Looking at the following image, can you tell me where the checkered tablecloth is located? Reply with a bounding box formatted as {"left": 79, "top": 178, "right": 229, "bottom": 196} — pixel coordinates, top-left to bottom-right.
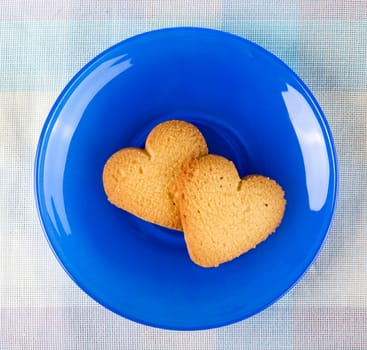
{"left": 1, "top": 1, "right": 366, "bottom": 349}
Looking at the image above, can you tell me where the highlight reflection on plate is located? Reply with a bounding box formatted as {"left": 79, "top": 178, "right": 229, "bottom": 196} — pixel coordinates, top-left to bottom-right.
{"left": 35, "top": 27, "right": 337, "bottom": 330}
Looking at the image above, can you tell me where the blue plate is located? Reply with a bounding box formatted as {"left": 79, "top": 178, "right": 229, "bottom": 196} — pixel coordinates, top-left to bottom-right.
{"left": 35, "top": 27, "right": 338, "bottom": 330}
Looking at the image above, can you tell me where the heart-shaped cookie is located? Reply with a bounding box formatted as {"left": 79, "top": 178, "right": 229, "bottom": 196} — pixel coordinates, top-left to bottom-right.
{"left": 103, "top": 120, "right": 208, "bottom": 230}
{"left": 177, "top": 154, "right": 286, "bottom": 267}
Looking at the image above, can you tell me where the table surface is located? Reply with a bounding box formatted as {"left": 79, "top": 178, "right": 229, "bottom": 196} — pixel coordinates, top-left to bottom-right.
{"left": 1, "top": 1, "right": 366, "bottom": 349}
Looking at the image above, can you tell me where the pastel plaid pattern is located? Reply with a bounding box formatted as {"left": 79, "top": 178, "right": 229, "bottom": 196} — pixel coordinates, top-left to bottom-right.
{"left": 1, "top": 1, "right": 366, "bottom": 349}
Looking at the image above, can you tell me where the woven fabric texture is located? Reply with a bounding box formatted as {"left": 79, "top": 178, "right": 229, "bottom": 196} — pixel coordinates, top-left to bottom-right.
{"left": 1, "top": 1, "right": 366, "bottom": 349}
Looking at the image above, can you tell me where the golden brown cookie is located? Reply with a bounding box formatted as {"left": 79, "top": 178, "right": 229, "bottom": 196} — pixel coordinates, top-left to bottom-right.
{"left": 103, "top": 120, "right": 208, "bottom": 230}
{"left": 177, "top": 154, "right": 286, "bottom": 267}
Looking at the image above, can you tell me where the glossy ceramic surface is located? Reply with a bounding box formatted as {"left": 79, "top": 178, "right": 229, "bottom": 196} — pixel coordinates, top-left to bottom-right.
{"left": 35, "top": 27, "right": 338, "bottom": 330}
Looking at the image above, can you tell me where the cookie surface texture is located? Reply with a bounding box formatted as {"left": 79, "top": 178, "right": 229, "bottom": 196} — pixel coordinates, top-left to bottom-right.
{"left": 103, "top": 120, "right": 208, "bottom": 230}
{"left": 177, "top": 155, "right": 286, "bottom": 267}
